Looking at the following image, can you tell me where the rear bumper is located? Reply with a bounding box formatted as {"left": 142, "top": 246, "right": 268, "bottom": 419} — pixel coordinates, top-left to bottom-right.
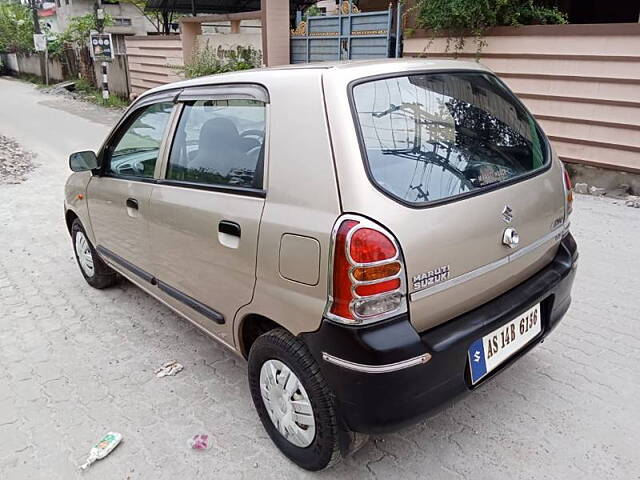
{"left": 302, "top": 233, "right": 578, "bottom": 434}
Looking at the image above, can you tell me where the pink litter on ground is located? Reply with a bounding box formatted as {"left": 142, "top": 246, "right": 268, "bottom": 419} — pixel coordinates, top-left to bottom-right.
{"left": 189, "top": 434, "right": 210, "bottom": 450}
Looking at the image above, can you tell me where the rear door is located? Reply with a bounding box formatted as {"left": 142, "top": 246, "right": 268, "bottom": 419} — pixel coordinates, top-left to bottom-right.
{"left": 87, "top": 100, "right": 175, "bottom": 281}
{"left": 327, "top": 69, "right": 566, "bottom": 332}
{"left": 147, "top": 85, "right": 268, "bottom": 343}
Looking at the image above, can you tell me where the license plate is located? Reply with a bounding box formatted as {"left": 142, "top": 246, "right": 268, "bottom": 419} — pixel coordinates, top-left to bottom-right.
{"left": 468, "top": 303, "right": 541, "bottom": 385}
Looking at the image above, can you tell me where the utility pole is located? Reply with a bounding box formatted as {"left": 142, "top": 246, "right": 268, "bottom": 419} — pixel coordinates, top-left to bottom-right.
{"left": 29, "top": 0, "right": 47, "bottom": 81}
{"left": 94, "top": 0, "right": 109, "bottom": 101}
{"left": 94, "top": 0, "right": 104, "bottom": 33}
{"left": 29, "top": 0, "right": 41, "bottom": 34}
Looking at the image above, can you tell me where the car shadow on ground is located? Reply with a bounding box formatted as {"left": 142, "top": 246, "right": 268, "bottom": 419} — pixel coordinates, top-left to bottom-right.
{"left": 109, "top": 275, "right": 548, "bottom": 478}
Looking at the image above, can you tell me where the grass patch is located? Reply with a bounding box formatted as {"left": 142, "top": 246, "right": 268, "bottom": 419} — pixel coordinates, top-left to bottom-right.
{"left": 12, "top": 73, "right": 129, "bottom": 108}
{"left": 15, "top": 73, "right": 48, "bottom": 87}
{"left": 74, "top": 78, "right": 129, "bottom": 108}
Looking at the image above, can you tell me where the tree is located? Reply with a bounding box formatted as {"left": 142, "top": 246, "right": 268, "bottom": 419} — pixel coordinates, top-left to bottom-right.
{"left": 56, "top": 13, "right": 113, "bottom": 48}
{"left": 0, "top": 1, "right": 35, "bottom": 53}
{"left": 119, "top": 0, "right": 178, "bottom": 35}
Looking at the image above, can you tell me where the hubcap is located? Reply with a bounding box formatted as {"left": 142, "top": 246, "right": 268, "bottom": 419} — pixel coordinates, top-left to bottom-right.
{"left": 259, "top": 359, "right": 316, "bottom": 448}
{"left": 75, "top": 232, "right": 95, "bottom": 277}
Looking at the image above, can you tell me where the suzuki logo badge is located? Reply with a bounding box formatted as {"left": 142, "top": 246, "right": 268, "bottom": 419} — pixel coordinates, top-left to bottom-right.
{"left": 502, "top": 205, "right": 514, "bottom": 223}
{"left": 502, "top": 227, "right": 520, "bottom": 249}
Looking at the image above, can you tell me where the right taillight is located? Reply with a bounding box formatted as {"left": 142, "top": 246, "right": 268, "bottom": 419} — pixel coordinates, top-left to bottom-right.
{"left": 562, "top": 163, "right": 573, "bottom": 216}
{"left": 327, "top": 216, "right": 407, "bottom": 324}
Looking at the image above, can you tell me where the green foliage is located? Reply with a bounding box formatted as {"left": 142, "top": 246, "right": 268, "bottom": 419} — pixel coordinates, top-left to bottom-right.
{"left": 0, "top": 1, "right": 35, "bottom": 54}
{"left": 514, "top": 1, "right": 568, "bottom": 25}
{"left": 16, "top": 72, "right": 46, "bottom": 86}
{"left": 303, "top": 5, "right": 322, "bottom": 19}
{"left": 46, "top": 37, "right": 65, "bottom": 59}
{"left": 179, "top": 44, "right": 262, "bottom": 79}
{"left": 415, "top": 0, "right": 567, "bottom": 53}
{"left": 56, "top": 13, "right": 113, "bottom": 49}
{"left": 74, "top": 77, "right": 129, "bottom": 108}
{"left": 73, "top": 77, "right": 96, "bottom": 94}
{"left": 46, "top": 12, "right": 113, "bottom": 59}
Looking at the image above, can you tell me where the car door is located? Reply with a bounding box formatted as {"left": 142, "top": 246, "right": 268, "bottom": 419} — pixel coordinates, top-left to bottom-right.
{"left": 87, "top": 98, "right": 176, "bottom": 282}
{"left": 147, "top": 85, "right": 269, "bottom": 345}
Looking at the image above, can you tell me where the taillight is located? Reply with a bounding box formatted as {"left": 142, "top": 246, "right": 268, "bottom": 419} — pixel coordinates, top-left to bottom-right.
{"left": 349, "top": 228, "right": 396, "bottom": 263}
{"left": 328, "top": 220, "right": 358, "bottom": 319}
{"left": 327, "top": 216, "right": 407, "bottom": 324}
{"left": 562, "top": 163, "right": 573, "bottom": 215}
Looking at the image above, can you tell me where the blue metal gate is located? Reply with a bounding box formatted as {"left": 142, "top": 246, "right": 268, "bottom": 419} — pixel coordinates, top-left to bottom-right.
{"left": 290, "top": 1, "right": 401, "bottom": 64}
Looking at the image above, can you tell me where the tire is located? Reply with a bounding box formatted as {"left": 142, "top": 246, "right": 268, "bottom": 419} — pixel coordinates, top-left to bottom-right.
{"left": 248, "top": 328, "right": 341, "bottom": 471}
{"left": 71, "top": 218, "right": 118, "bottom": 289}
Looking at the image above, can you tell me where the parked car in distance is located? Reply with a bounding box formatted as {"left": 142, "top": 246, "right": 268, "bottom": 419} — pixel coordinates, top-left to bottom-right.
{"left": 64, "top": 59, "right": 577, "bottom": 471}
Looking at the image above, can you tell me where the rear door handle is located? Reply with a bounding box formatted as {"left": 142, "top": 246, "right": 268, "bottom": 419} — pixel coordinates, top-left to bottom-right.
{"left": 218, "top": 220, "right": 241, "bottom": 237}
{"left": 126, "top": 198, "right": 139, "bottom": 210}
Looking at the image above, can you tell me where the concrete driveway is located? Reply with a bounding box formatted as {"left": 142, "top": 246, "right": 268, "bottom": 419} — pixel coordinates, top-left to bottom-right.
{"left": 0, "top": 77, "right": 638, "bottom": 479}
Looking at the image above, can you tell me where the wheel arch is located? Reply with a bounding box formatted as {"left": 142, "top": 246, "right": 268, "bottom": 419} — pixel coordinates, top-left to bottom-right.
{"left": 64, "top": 201, "right": 96, "bottom": 245}
{"left": 65, "top": 208, "right": 79, "bottom": 235}
{"left": 237, "top": 313, "right": 286, "bottom": 359}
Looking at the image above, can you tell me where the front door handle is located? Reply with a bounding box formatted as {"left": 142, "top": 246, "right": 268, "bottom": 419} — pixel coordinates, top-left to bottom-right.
{"left": 219, "top": 220, "right": 241, "bottom": 237}
{"left": 126, "top": 198, "right": 139, "bottom": 210}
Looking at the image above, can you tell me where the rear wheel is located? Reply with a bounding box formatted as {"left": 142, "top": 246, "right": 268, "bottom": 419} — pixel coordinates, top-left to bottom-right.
{"left": 248, "top": 328, "right": 341, "bottom": 471}
{"left": 71, "top": 219, "right": 118, "bottom": 289}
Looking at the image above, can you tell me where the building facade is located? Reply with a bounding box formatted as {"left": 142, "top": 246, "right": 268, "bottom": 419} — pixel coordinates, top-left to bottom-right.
{"left": 54, "top": 0, "right": 157, "bottom": 36}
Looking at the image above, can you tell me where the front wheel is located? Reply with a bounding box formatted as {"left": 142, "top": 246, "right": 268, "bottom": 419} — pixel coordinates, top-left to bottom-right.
{"left": 248, "top": 328, "right": 341, "bottom": 471}
{"left": 71, "top": 218, "right": 118, "bottom": 289}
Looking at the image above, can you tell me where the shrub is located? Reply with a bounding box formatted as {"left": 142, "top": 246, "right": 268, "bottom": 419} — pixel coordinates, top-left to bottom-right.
{"left": 74, "top": 77, "right": 129, "bottom": 108}
{"left": 303, "top": 5, "right": 322, "bottom": 19}
{"left": 179, "top": 44, "right": 262, "bottom": 79}
{"left": 415, "top": 0, "right": 567, "bottom": 53}
{"left": 0, "top": 1, "right": 34, "bottom": 54}
{"left": 46, "top": 37, "right": 65, "bottom": 59}
{"left": 56, "top": 13, "right": 113, "bottom": 49}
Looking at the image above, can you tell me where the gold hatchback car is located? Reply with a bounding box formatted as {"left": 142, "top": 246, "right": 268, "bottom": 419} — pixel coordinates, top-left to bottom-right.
{"left": 64, "top": 59, "right": 577, "bottom": 470}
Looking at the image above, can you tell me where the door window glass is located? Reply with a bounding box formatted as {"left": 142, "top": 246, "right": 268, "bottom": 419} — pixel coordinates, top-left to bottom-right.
{"left": 107, "top": 102, "right": 174, "bottom": 178}
{"left": 167, "top": 99, "right": 266, "bottom": 189}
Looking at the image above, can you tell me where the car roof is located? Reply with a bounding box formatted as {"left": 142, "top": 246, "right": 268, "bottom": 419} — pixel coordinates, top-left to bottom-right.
{"left": 138, "top": 58, "right": 492, "bottom": 101}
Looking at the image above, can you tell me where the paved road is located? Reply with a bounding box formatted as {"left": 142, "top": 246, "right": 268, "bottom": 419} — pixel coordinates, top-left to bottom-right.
{"left": 0, "top": 77, "right": 638, "bottom": 480}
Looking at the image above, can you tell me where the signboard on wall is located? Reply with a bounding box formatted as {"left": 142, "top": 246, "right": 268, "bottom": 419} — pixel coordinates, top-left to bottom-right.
{"left": 90, "top": 33, "right": 114, "bottom": 61}
{"left": 33, "top": 34, "right": 47, "bottom": 52}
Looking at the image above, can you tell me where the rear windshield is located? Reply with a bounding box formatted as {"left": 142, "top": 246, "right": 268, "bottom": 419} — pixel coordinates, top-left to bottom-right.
{"left": 352, "top": 72, "right": 548, "bottom": 205}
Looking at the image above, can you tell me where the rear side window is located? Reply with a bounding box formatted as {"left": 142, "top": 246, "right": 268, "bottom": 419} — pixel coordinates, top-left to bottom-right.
{"left": 167, "top": 99, "right": 266, "bottom": 189}
{"left": 352, "top": 72, "right": 548, "bottom": 205}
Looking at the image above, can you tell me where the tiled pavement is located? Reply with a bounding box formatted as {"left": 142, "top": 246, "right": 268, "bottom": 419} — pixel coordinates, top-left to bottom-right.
{"left": 0, "top": 78, "right": 638, "bottom": 479}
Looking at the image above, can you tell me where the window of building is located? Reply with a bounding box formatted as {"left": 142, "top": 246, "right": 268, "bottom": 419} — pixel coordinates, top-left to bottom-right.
{"left": 113, "top": 17, "right": 133, "bottom": 26}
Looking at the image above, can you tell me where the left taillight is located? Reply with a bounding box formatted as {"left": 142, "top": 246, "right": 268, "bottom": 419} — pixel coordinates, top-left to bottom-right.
{"left": 562, "top": 163, "right": 573, "bottom": 216}
{"left": 327, "top": 215, "right": 407, "bottom": 325}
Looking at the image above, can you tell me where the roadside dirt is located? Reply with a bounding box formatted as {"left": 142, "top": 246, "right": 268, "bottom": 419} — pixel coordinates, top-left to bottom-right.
{"left": 0, "top": 134, "right": 35, "bottom": 185}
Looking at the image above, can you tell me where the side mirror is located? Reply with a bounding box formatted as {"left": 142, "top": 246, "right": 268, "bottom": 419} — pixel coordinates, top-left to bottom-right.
{"left": 69, "top": 151, "right": 99, "bottom": 172}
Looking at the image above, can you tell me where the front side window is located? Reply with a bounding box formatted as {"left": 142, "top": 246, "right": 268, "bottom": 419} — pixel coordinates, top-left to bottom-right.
{"left": 107, "top": 102, "right": 174, "bottom": 178}
{"left": 352, "top": 72, "right": 548, "bottom": 205}
{"left": 167, "top": 99, "right": 266, "bottom": 189}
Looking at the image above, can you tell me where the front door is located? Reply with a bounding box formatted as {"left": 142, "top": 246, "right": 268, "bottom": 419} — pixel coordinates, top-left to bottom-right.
{"left": 147, "top": 88, "right": 268, "bottom": 344}
{"left": 87, "top": 101, "right": 175, "bottom": 281}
